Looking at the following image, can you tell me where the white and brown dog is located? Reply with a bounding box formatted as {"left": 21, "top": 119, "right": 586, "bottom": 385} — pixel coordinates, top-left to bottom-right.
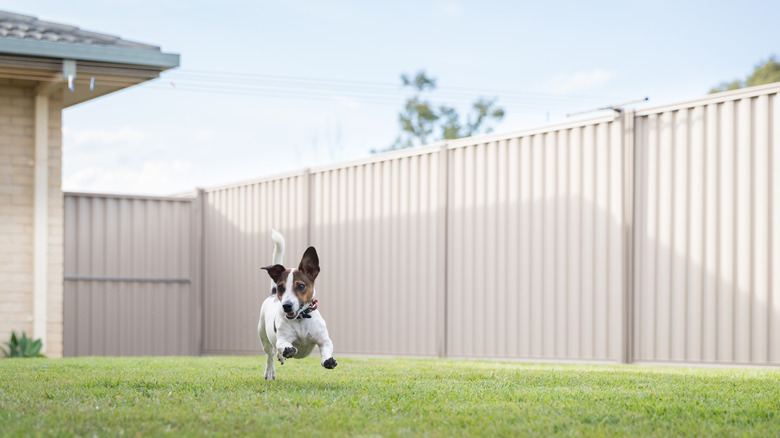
{"left": 258, "top": 229, "right": 336, "bottom": 380}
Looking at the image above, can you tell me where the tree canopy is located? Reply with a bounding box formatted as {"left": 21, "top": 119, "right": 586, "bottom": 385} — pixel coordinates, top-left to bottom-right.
{"left": 378, "top": 71, "right": 505, "bottom": 152}
{"left": 709, "top": 56, "right": 780, "bottom": 94}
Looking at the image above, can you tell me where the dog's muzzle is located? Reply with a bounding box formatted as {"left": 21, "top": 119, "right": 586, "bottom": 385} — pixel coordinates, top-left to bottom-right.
{"left": 282, "top": 301, "right": 297, "bottom": 319}
{"left": 283, "top": 300, "right": 318, "bottom": 320}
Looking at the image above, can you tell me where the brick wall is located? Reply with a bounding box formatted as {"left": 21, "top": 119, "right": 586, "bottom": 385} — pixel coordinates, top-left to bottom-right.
{"left": 0, "top": 79, "right": 64, "bottom": 357}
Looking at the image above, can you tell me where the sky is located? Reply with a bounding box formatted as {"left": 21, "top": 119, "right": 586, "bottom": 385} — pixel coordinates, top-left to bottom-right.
{"left": 3, "top": 0, "right": 780, "bottom": 195}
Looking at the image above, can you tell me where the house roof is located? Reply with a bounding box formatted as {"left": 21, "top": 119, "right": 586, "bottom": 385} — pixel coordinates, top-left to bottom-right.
{"left": 0, "top": 9, "right": 179, "bottom": 107}
{"left": 0, "top": 10, "right": 159, "bottom": 50}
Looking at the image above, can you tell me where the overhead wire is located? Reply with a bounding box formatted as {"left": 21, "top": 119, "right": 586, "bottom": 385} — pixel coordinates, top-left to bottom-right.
{"left": 142, "top": 68, "right": 629, "bottom": 114}
{"left": 172, "top": 68, "right": 620, "bottom": 101}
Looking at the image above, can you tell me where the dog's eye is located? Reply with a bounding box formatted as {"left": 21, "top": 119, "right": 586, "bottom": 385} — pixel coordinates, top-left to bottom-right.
{"left": 296, "top": 283, "right": 305, "bottom": 291}
{"left": 277, "top": 285, "right": 285, "bottom": 293}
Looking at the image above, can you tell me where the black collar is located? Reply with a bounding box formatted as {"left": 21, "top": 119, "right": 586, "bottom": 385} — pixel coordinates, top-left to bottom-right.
{"left": 296, "top": 299, "right": 318, "bottom": 319}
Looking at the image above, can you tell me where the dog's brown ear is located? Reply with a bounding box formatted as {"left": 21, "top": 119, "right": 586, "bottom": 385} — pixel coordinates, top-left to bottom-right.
{"left": 261, "top": 264, "right": 287, "bottom": 283}
{"left": 298, "top": 247, "right": 320, "bottom": 280}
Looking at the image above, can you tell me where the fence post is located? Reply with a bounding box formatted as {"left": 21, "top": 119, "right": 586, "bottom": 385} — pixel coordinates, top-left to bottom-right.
{"left": 195, "top": 187, "right": 206, "bottom": 356}
{"left": 438, "top": 142, "right": 450, "bottom": 358}
{"left": 621, "top": 111, "right": 636, "bottom": 363}
{"left": 305, "top": 168, "right": 312, "bottom": 245}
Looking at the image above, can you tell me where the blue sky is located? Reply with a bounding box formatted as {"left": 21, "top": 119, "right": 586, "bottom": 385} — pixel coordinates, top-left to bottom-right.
{"left": 4, "top": 0, "right": 779, "bottom": 195}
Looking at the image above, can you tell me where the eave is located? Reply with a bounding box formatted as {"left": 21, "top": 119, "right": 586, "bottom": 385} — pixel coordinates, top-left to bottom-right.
{"left": 0, "top": 37, "right": 179, "bottom": 68}
{"left": 0, "top": 39, "right": 179, "bottom": 107}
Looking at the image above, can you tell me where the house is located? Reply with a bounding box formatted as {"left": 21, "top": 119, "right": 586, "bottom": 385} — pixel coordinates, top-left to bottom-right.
{"left": 0, "top": 10, "right": 179, "bottom": 357}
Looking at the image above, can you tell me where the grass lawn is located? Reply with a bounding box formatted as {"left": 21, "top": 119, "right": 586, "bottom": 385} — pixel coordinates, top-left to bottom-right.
{"left": 0, "top": 356, "right": 778, "bottom": 437}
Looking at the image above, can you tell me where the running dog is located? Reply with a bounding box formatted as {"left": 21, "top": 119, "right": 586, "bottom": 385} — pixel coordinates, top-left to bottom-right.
{"left": 258, "top": 229, "right": 336, "bottom": 380}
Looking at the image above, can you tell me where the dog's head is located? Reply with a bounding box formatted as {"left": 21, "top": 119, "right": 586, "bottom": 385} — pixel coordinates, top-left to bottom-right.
{"left": 261, "top": 247, "right": 320, "bottom": 320}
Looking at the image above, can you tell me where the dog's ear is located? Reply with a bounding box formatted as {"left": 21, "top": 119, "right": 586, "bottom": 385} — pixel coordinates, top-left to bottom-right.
{"left": 261, "top": 264, "right": 287, "bottom": 283}
{"left": 298, "top": 247, "right": 320, "bottom": 280}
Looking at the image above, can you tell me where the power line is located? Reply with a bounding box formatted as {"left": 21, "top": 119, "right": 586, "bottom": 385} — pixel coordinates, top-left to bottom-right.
{"left": 147, "top": 82, "right": 616, "bottom": 114}
{"left": 171, "top": 68, "right": 623, "bottom": 101}
{"left": 153, "top": 68, "right": 629, "bottom": 107}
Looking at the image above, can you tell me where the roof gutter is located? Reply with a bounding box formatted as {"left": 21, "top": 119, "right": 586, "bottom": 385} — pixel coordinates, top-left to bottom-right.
{"left": 0, "top": 37, "right": 179, "bottom": 69}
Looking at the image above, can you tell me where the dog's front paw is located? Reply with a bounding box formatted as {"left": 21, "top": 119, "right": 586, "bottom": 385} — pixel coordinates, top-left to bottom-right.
{"left": 282, "top": 346, "right": 298, "bottom": 358}
{"left": 264, "top": 368, "right": 276, "bottom": 380}
{"left": 322, "top": 357, "right": 337, "bottom": 369}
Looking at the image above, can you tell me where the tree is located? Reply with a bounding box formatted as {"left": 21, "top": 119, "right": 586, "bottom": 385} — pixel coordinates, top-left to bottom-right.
{"left": 378, "top": 71, "right": 505, "bottom": 152}
{"left": 709, "top": 56, "right": 780, "bottom": 94}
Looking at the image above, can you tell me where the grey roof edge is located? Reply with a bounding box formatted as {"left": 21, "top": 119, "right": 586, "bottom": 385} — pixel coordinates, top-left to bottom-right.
{"left": 0, "top": 10, "right": 160, "bottom": 50}
{"left": 0, "top": 37, "right": 179, "bottom": 69}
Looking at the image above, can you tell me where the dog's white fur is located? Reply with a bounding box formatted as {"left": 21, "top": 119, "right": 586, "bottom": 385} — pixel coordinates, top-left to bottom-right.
{"left": 258, "top": 229, "right": 336, "bottom": 380}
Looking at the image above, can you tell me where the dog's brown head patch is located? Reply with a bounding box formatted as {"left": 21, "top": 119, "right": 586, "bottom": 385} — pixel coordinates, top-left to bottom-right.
{"left": 291, "top": 269, "right": 315, "bottom": 303}
{"left": 292, "top": 247, "right": 319, "bottom": 303}
{"left": 262, "top": 264, "right": 289, "bottom": 301}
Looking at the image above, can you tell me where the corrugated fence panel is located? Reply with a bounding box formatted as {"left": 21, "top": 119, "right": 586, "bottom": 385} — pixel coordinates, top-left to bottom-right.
{"left": 63, "top": 193, "right": 198, "bottom": 357}
{"left": 446, "top": 118, "right": 626, "bottom": 361}
{"left": 309, "top": 146, "right": 444, "bottom": 356}
{"left": 633, "top": 87, "right": 780, "bottom": 365}
{"left": 202, "top": 172, "right": 309, "bottom": 354}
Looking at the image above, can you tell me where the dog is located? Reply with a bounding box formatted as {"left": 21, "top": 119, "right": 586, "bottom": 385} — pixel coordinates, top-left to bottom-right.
{"left": 258, "top": 229, "right": 337, "bottom": 380}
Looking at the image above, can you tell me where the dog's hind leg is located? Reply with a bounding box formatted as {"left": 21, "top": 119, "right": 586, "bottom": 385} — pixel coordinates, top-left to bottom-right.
{"left": 264, "top": 353, "right": 276, "bottom": 380}
{"left": 262, "top": 341, "right": 277, "bottom": 380}
{"left": 259, "top": 317, "right": 277, "bottom": 380}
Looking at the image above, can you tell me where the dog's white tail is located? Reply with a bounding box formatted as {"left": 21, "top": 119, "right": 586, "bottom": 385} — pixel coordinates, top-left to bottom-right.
{"left": 271, "top": 228, "right": 285, "bottom": 265}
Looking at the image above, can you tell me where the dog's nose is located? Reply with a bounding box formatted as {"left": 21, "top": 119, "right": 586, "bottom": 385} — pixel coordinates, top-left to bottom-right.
{"left": 282, "top": 302, "right": 294, "bottom": 313}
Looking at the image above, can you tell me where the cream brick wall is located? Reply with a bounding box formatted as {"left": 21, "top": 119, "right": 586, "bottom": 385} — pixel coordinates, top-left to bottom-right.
{"left": 47, "top": 91, "right": 64, "bottom": 359}
{"left": 0, "top": 79, "right": 64, "bottom": 357}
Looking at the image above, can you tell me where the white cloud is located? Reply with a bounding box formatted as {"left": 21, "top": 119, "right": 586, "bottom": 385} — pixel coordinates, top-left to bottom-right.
{"left": 64, "top": 126, "right": 146, "bottom": 148}
{"left": 63, "top": 160, "right": 196, "bottom": 195}
{"left": 435, "top": 1, "right": 462, "bottom": 17}
{"left": 193, "top": 129, "right": 216, "bottom": 142}
{"left": 548, "top": 69, "right": 615, "bottom": 95}
{"left": 332, "top": 95, "right": 362, "bottom": 109}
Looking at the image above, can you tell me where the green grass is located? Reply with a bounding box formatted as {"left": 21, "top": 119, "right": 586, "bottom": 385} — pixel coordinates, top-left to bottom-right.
{"left": 0, "top": 356, "right": 778, "bottom": 437}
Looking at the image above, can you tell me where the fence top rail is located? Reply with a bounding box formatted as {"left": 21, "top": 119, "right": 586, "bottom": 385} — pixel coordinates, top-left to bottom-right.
{"left": 202, "top": 169, "right": 311, "bottom": 193}
{"left": 64, "top": 191, "right": 196, "bottom": 202}
{"left": 635, "top": 82, "right": 780, "bottom": 117}
{"left": 445, "top": 115, "right": 618, "bottom": 148}
{"left": 202, "top": 143, "right": 448, "bottom": 193}
{"left": 309, "top": 141, "right": 446, "bottom": 174}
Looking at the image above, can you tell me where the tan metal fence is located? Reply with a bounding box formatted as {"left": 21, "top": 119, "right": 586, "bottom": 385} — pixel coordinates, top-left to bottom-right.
{"left": 64, "top": 83, "right": 780, "bottom": 365}
{"left": 633, "top": 86, "right": 780, "bottom": 365}
{"left": 63, "top": 193, "right": 201, "bottom": 356}
{"left": 445, "top": 118, "right": 628, "bottom": 361}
